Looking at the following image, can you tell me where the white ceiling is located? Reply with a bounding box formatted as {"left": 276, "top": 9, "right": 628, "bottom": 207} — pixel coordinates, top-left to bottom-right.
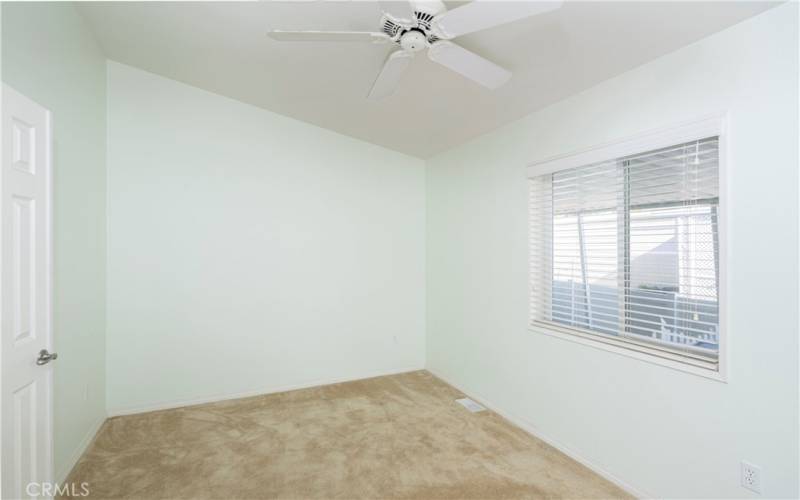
{"left": 77, "top": 1, "right": 777, "bottom": 158}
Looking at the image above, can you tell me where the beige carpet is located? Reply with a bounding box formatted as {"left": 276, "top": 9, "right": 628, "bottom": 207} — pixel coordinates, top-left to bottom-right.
{"left": 64, "top": 371, "right": 629, "bottom": 499}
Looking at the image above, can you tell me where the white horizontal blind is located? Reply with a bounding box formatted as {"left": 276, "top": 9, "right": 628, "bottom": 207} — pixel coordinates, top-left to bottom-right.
{"left": 530, "top": 137, "right": 720, "bottom": 368}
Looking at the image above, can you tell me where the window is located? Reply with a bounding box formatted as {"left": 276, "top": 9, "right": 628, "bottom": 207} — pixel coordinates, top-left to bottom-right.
{"left": 529, "top": 120, "right": 724, "bottom": 374}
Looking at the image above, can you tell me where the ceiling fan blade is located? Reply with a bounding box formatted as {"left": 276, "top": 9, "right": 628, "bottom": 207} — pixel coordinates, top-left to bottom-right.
{"left": 432, "top": 1, "right": 562, "bottom": 39}
{"left": 368, "top": 50, "right": 414, "bottom": 101}
{"left": 428, "top": 41, "right": 511, "bottom": 89}
{"left": 268, "top": 31, "right": 391, "bottom": 44}
{"left": 378, "top": 1, "right": 416, "bottom": 26}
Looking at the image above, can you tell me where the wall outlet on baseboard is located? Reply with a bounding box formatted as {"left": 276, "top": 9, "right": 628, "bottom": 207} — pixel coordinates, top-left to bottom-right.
{"left": 741, "top": 461, "right": 761, "bottom": 493}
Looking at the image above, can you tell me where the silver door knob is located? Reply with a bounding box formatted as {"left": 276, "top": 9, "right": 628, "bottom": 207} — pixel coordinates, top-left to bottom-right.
{"left": 36, "top": 349, "right": 58, "bottom": 365}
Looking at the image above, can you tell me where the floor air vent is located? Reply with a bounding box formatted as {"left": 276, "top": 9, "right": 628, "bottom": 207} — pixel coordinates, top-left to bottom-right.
{"left": 456, "top": 398, "right": 486, "bottom": 413}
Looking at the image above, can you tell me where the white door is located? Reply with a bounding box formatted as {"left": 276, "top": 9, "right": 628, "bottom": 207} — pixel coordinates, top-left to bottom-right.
{"left": 1, "top": 85, "right": 55, "bottom": 499}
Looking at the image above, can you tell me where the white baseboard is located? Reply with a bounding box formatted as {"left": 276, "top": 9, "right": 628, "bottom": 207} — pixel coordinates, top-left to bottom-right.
{"left": 56, "top": 414, "right": 106, "bottom": 485}
{"left": 426, "top": 367, "right": 650, "bottom": 499}
{"left": 107, "top": 365, "right": 424, "bottom": 417}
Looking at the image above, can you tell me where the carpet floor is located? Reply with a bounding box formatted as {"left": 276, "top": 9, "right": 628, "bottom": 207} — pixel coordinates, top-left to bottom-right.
{"left": 64, "top": 371, "right": 630, "bottom": 499}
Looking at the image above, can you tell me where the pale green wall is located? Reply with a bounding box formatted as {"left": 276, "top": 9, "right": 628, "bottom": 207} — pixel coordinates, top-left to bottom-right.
{"left": 426, "top": 4, "right": 798, "bottom": 498}
{"left": 105, "top": 62, "right": 426, "bottom": 414}
{"left": 2, "top": 2, "right": 107, "bottom": 480}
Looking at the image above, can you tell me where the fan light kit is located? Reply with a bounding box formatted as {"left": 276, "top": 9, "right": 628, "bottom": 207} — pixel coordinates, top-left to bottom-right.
{"left": 268, "top": 0, "right": 563, "bottom": 100}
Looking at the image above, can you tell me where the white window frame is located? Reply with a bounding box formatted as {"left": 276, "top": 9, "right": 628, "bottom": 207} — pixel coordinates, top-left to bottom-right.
{"left": 527, "top": 115, "right": 728, "bottom": 382}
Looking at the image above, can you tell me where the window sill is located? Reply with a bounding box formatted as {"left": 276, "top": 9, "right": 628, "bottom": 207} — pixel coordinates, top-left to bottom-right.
{"left": 530, "top": 322, "right": 727, "bottom": 383}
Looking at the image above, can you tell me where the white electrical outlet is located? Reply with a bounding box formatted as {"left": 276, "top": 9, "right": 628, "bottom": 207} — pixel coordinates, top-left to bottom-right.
{"left": 741, "top": 461, "right": 761, "bottom": 494}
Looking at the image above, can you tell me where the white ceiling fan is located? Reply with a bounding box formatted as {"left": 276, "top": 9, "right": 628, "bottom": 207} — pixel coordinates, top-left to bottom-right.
{"left": 268, "top": 1, "right": 562, "bottom": 100}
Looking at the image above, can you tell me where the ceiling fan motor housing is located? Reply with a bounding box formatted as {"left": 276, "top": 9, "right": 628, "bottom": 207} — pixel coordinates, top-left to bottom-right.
{"left": 381, "top": 0, "right": 447, "bottom": 51}
{"left": 400, "top": 30, "right": 427, "bottom": 52}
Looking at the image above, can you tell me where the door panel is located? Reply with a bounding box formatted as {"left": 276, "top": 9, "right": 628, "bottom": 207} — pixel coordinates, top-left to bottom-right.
{"left": 2, "top": 84, "right": 54, "bottom": 499}
{"left": 13, "top": 195, "right": 36, "bottom": 344}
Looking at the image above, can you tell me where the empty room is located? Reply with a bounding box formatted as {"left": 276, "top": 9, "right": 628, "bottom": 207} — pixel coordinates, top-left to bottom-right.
{"left": 1, "top": 0, "right": 798, "bottom": 498}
